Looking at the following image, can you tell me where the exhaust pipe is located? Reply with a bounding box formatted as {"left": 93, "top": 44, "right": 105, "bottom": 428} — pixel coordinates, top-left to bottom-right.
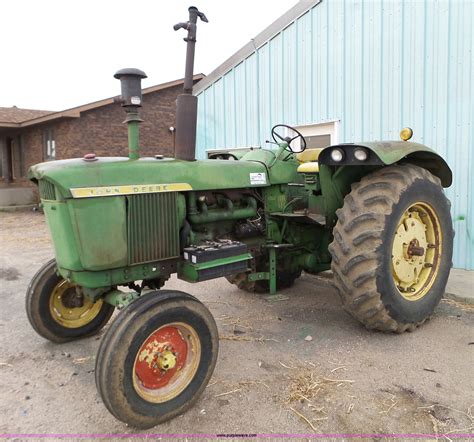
{"left": 174, "top": 6, "right": 208, "bottom": 161}
{"left": 114, "top": 68, "right": 147, "bottom": 160}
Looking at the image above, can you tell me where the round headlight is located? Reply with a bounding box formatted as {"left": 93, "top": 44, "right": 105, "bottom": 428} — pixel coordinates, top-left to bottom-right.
{"left": 330, "top": 148, "right": 344, "bottom": 162}
{"left": 354, "top": 148, "right": 368, "bottom": 161}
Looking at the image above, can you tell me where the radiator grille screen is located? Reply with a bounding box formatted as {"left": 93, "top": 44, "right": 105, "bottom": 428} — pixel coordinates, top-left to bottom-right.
{"left": 127, "top": 193, "right": 180, "bottom": 265}
{"left": 38, "top": 180, "right": 56, "bottom": 200}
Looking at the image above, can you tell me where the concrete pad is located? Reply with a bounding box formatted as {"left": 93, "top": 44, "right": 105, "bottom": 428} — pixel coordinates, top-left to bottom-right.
{"left": 0, "top": 204, "right": 37, "bottom": 212}
{"left": 445, "top": 268, "right": 474, "bottom": 304}
{"left": 0, "top": 187, "right": 36, "bottom": 206}
{"left": 1, "top": 211, "right": 473, "bottom": 435}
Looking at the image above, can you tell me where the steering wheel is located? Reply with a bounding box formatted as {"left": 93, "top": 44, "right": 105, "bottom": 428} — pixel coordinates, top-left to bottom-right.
{"left": 271, "top": 124, "right": 307, "bottom": 153}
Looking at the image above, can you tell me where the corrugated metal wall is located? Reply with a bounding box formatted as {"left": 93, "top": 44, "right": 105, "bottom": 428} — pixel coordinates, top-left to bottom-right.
{"left": 196, "top": 0, "right": 473, "bottom": 270}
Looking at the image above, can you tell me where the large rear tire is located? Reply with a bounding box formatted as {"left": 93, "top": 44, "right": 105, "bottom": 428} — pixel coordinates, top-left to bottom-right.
{"left": 95, "top": 290, "right": 219, "bottom": 428}
{"left": 329, "top": 165, "right": 453, "bottom": 333}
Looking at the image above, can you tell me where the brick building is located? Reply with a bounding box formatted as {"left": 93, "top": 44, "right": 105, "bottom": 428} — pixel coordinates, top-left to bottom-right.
{"left": 0, "top": 75, "right": 203, "bottom": 206}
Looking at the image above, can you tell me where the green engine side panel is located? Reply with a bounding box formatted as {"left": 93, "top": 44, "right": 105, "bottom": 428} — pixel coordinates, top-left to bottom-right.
{"left": 68, "top": 197, "right": 127, "bottom": 270}
{"left": 43, "top": 197, "right": 127, "bottom": 271}
{"left": 43, "top": 201, "right": 82, "bottom": 270}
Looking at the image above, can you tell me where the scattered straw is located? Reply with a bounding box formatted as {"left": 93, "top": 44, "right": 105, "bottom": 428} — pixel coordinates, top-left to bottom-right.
{"left": 286, "top": 369, "right": 354, "bottom": 405}
{"left": 379, "top": 393, "right": 398, "bottom": 415}
{"left": 238, "top": 380, "right": 270, "bottom": 390}
{"left": 289, "top": 407, "right": 319, "bottom": 431}
{"left": 418, "top": 403, "right": 474, "bottom": 438}
{"left": 279, "top": 361, "right": 295, "bottom": 369}
{"left": 214, "top": 388, "right": 242, "bottom": 398}
{"left": 73, "top": 357, "right": 91, "bottom": 364}
{"left": 212, "top": 379, "right": 270, "bottom": 398}
{"left": 218, "top": 314, "right": 254, "bottom": 332}
{"left": 322, "top": 377, "right": 354, "bottom": 383}
{"left": 219, "top": 335, "right": 279, "bottom": 343}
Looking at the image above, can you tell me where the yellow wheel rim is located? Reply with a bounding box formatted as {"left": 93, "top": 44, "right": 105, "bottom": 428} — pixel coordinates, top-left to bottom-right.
{"left": 391, "top": 202, "right": 442, "bottom": 301}
{"left": 132, "top": 322, "right": 201, "bottom": 404}
{"left": 49, "top": 280, "right": 103, "bottom": 328}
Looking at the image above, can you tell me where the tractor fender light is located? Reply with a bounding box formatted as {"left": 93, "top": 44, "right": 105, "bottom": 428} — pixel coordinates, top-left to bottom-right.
{"left": 354, "top": 148, "right": 368, "bottom": 161}
{"left": 330, "top": 148, "right": 344, "bottom": 162}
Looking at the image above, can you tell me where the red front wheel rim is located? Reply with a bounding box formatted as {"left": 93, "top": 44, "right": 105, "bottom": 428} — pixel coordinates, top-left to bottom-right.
{"left": 132, "top": 322, "right": 201, "bottom": 403}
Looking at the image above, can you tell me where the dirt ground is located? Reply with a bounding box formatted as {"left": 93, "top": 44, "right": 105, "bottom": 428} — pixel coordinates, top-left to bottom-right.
{"left": 0, "top": 211, "right": 473, "bottom": 438}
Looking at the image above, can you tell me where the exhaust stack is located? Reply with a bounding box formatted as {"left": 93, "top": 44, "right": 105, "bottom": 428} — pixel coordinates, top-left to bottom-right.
{"left": 174, "top": 6, "right": 208, "bottom": 161}
{"left": 114, "top": 68, "right": 147, "bottom": 160}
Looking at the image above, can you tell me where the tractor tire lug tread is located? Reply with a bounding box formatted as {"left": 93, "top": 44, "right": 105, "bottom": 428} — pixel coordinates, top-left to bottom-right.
{"left": 328, "top": 164, "right": 453, "bottom": 333}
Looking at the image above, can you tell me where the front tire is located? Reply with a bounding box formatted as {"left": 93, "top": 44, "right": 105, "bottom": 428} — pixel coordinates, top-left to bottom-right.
{"left": 95, "top": 290, "right": 219, "bottom": 428}
{"left": 329, "top": 165, "right": 453, "bottom": 333}
{"left": 26, "top": 259, "right": 114, "bottom": 343}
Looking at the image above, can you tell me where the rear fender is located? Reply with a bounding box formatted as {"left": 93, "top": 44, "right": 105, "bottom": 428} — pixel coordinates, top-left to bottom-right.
{"left": 318, "top": 141, "right": 452, "bottom": 187}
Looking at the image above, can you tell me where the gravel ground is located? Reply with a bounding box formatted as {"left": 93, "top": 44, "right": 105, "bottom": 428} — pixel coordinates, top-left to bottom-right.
{"left": 0, "top": 210, "right": 473, "bottom": 437}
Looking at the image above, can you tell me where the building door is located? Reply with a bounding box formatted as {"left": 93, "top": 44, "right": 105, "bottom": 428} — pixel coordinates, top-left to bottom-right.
{"left": 0, "top": 137, "right": 13, "bottom": 183}
{"left": 0, "top": 136, "right": 23, "bottom": 183}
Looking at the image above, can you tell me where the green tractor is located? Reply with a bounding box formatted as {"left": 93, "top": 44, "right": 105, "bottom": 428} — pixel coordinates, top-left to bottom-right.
{"left": 26, "top": 7, "right": 453, "bottom": 428}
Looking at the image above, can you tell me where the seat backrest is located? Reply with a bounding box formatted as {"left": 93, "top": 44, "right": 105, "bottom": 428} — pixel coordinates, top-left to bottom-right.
{"left": 295, "top": 148, "right": 324, "bottom": 163}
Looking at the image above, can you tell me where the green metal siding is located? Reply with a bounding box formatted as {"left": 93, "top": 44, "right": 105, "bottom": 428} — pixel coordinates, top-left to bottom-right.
{"left": 195, "top": 0, "right": 473, "bottom": 269}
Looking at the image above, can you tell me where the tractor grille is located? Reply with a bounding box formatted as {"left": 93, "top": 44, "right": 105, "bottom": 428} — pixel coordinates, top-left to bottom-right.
{"left": 38, "top": 180, "right": 56, "bottom": 200}
{"left": 127, "top": 193, "right": 180, "bottom": 265}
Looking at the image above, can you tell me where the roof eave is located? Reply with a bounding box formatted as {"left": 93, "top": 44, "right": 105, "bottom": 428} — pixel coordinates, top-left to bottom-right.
{"left": 3, "top": 74, "right": 205, "bottom": 129}
{"left": 193, "top": 0, "right": 320, "bottom": 96}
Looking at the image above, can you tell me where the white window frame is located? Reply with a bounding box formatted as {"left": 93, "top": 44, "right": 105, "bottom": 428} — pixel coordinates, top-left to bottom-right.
{"left": 294, "top": 119, "right": 341, "bottom": 147}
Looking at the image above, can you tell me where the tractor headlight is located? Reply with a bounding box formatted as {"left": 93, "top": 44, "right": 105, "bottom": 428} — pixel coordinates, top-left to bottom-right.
{"left": 354, "top": 148, "right": 368, "bottom": 161}
{"left": 330, "top": 148, "right": 344, "bottom": 162}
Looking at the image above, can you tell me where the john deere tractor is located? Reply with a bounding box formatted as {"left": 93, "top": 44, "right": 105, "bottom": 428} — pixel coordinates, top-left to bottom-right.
{"left": 26, "top": 7, "right": 453, "bottom": 428}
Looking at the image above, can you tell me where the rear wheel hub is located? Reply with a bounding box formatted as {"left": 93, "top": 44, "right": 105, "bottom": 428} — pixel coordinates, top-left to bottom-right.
{"left": 391, "top": 202, "right": 442, "bottom": 301}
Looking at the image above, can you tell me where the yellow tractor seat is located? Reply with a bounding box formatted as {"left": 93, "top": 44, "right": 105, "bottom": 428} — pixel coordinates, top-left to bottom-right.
{"left": 295, "top": 147, "right": 324, "bottom": 163}
{"left": 296, "top": 148, "right": 324, "bottom": 173}
{"left": 297, "top": 161, "right": 319, "bottom": 173}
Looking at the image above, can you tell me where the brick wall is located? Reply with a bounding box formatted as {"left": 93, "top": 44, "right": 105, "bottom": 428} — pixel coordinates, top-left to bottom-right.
{"left": 1, "top": 84, "right": 183, "bottom": 191}
{"left": 55, "top": 84, "right": 180, "bottom": 160}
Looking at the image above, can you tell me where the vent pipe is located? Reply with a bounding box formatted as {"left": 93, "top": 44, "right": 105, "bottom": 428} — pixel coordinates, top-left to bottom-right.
{"left": 173, "top": 6, "right": 208, "bottom": 161}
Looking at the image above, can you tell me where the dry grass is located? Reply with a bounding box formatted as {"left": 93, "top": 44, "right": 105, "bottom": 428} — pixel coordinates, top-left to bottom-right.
{"left": 219, "top": 335, "right": 279, "bottom": 343}
{"left": 418, "top": 404, "right": 474, "bottom": 440}
{"left": 217, "top": 314, "right": 254, "bottom": 332}
{"left": 209, "top": 378, "right": 270, "bottom": 399}
{"left": 282, "top": 362, "right": 354, "bottom": 430}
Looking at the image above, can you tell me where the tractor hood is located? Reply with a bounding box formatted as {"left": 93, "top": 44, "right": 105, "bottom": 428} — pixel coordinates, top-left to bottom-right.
{"left": 29, "top": 156, "right": 269, "bottom": 199}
